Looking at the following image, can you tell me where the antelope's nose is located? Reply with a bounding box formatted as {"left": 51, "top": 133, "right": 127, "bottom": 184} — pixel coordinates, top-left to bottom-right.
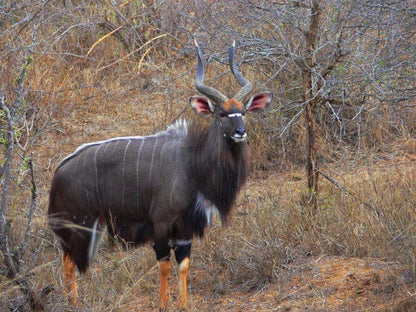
{"left": 235, "top": 127, "right": 246, "bottom": 136}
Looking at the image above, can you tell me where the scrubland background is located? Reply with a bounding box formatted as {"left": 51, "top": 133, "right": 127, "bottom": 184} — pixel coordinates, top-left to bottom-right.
{"left": 0, "top": 1, "right": 415, "bottom": 311}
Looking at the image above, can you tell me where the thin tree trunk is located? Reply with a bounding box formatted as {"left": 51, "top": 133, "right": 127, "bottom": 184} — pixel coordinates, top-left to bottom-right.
{"left": 303, "top": 0, "right": 321, "bottom": 215}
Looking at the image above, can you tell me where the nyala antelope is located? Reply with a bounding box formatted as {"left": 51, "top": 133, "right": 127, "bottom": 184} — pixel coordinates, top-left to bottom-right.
{"left": 48, "top": 40, "right": 272, "bottom": 310}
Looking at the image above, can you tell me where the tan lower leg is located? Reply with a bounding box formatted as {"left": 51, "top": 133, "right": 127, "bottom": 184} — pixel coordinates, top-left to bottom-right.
{"left": 62, "top": 253, "right": 78, "bottom": 305}
{"left": 158, "top": 260, "right": 171, "bottom": 311}
{"left": 178, "top": 257, "right": 189, "bottom": 310}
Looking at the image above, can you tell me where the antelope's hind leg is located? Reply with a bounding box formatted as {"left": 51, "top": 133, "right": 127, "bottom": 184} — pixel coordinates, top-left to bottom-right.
{"left": 63, "top": 252, "right": 78, "bottom": 305}
{"left": 174, "top": 241, "right": 191, "bottom": 310}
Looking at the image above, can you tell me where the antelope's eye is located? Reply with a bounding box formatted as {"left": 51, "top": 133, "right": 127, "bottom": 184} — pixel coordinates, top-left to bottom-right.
{"left": 219, "top": 112, "right": 226, "bottom": 117}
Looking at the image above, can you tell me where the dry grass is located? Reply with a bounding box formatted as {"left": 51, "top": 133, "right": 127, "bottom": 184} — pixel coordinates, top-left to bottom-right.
{"left": 6, "top": 156, "right": 412, "bottom": 311}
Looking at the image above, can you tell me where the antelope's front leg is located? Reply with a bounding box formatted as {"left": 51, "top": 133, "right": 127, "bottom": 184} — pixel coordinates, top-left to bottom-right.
{"left": 174, "top": 241, "right": 192, "bottom": 310}
{"left": 158, "top": 259, "right": 171, "bottom": 311}
{"left": 154, "top": 240, "right": 171, "bottom": 311}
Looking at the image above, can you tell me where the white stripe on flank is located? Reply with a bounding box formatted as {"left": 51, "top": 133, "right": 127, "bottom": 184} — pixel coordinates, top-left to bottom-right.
{"left": 136, "top": 139, "right": 145, "bottom": 208}
{"left": 149, "top": 137, "right": 158, "bottom": 183}
{"left": 160, "top": 139, "right": 168, "bottom": 160}
{"left": 94, "top": 145, "right": 103, "bottom": 210}
{"left": 103, "top": 141, "right": 111, "bottom": 154}
{"left": 112, "top": 139, "right": 120, "bottom": 152}
{"left": 169, "top": 176, "right": 178, "bottom": 208}
{"left": 74, "top": 150, "right": 83, "bottom": 209}
{"left": 85, "top": 190, "right": 91, "bottom": 207}
{"left": 169, "top": 140, "right": 182, "bottom": 208}
{"left": 121, "top": 140, "right": 131, "bottom": 210}
{"left": 82, "top": 149, "right": 91, "bottom": 207}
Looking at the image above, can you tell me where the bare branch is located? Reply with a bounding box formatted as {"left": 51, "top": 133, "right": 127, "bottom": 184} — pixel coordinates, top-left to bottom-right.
{"left": 0, "top": 90, "right": 18, "bottom": 279}
{"left": 20, "top": 156, "right": 37, "bottom": 254}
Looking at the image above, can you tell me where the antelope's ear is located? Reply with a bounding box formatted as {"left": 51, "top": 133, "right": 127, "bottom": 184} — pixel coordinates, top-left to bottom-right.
{"left": 245, "top": 92, "right": 272, "bottom": 112}
{"left": 190, "top": 96, "right": 215, "bottom": 117}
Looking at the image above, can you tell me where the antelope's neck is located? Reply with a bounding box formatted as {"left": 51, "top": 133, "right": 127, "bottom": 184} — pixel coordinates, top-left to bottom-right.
{"left": 188, "top": 122, "right": 249, "bottom": 221}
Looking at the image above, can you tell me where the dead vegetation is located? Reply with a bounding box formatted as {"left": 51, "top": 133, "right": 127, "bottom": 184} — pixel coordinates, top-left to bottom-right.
{"left": 1, "top": 1, "right": 415, "bottom": 311}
